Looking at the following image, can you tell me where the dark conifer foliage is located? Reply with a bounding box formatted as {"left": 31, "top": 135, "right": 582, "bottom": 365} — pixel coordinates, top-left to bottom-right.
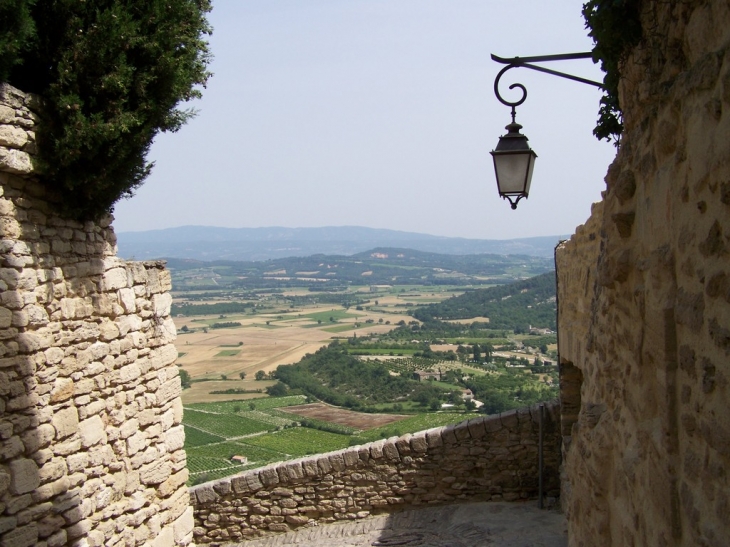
{"left": 1, "top": 1, "right": 212, "bottom": 220}
{"left": 0, "top": 0, "right": 36, "bottom": 80}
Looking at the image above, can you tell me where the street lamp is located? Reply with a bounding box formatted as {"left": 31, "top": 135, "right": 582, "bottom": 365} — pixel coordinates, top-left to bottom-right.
{"left": 490, "top": 118, "right": 536, "bottom": 210}
{"left": 490, "top": 52, "right": 603, "bottom": 209}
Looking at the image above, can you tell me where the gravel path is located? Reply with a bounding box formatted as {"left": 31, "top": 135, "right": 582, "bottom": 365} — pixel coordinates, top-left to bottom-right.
{"left": 225, "top": 501, "right": 567, "bottom": 547}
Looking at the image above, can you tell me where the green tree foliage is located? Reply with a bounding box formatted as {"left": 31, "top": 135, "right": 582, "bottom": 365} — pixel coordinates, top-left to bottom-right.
{"left": 0, "top": 0, "right": 36, "bottom": 80}
{"left": 179, "top": 369, "right": 191, "bottom": 389}
{"left": 1, "top": 0, "right": 212, "bottom": 220}
{"left": 274, "top": 344, "right": 452, "bottom": 410}
{"left": 265, "top": 382, "right": 288, "bottom": 397}
{"left": 254, "top": 370, "right": 266, "bottom": 381}
{"left": 412, "top": 272, "right": 557, "bottom": 331}
{"left": 582, "top": 0, "right": 642, "bottom": 143}
{"left": 210, "top": 322, "right": 242, "bottom": 329}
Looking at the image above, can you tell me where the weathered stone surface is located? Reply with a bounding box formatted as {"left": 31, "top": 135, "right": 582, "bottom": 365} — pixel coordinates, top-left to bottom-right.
{"left": 0, "top": 522, "right": 37, "bottom": 547}
{"left": 557, "top": 3, "right": 730, "bottom": 545}
{"left": 0, "top": 148, "right": 32, "bottom": 175}
{"left": 164, "top": 425, "right": 185, "bottom": 452}
{"left": 0, "top": 85, "right": 188, "bottom": 546}
{"left": 51, "top": 406, "right": 79, "bottom": 440}
{"left": 78, "top": 415, "right": 105, "bottom": 448}
{"left": 139, "top": 460, "right": 172, "bottom": 485}
{"left": 0, "top": 126, "right": 29, "bottom": 149}
{"left": 8, "top": 459, "right": 39, "bottom": 495}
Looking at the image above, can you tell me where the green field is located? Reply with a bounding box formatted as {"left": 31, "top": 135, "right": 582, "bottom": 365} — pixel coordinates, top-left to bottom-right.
{"left": 183, "top": 409, "right": 273, "bottom": 437}
{"left": 242, "top": 428, "right": 351, "bottom": 457}
{"left": 351, "top": 413, "right": 468, "bottom": 443}
{"left": 183, "top": 395, "right": 470, "bottom": 485}
{"left": 302, "top": 309, "right": 359, "bottom": 322}
{"left": 215, "top": 350, "right": 240, "bottom": 357}
{"left": 322, "top": 324, "right": 357, "bottom": 333}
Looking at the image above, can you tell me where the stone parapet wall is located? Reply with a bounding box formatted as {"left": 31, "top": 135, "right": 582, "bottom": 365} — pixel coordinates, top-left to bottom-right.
{"left": 0, "top": 83, "right": 191, "bottom": 546}
{"left": 191, "top": 402, "right": 561, "bottom": 545}
{"left": 557, "top": 1, "right": 730, "bottom": 545}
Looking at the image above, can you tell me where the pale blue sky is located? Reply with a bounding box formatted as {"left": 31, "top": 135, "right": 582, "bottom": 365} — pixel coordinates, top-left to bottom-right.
{"left": 113, "top": 0, "right": 616, "bottom": 239}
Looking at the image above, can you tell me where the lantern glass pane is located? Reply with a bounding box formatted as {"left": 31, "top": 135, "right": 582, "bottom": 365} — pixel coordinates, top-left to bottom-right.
{"left": 494, "top": 152, "right": 531, "bottom": 194}
{"left": 524, "top": 153, "right": 535, "bottom": 195}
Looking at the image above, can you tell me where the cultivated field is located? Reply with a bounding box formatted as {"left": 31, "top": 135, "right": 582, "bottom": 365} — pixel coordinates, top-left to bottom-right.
{"left": 174, "top": 301, "right": 416, "bottom": 404}
{"left": 280, "top": 403, "right": 407, "bottom": 429}
{"left": 183, "top": 395, "right": 469, "bottom": 484}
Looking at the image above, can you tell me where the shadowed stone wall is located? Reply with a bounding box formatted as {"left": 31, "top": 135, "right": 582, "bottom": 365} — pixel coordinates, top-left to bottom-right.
{"left": 191, "top": 402, "right": 561, "bottom": 545}
{"left": 557, "top": 1, "right": 730, "bottom": 545}
{"left": 0, "top": 83, "right": 191, "bottom": 547}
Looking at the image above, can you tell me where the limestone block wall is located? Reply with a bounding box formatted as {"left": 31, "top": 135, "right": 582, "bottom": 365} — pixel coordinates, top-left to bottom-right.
{"left": 0, "top": 83, "right": 192, "bottom": 547}
{"left": 191, "top": 402, "right": 561, "bottom": 545}
{"left": 556, "top": 1, "right": 730, "bottom": 545}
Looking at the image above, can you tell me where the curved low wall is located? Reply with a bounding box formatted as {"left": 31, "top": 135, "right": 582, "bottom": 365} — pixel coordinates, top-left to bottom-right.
{"left": 190, "top": 401, "right": 561, "bottom": 544}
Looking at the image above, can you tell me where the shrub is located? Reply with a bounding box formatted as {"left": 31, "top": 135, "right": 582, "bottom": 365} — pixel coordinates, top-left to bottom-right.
{"left": 0, "top": 0, "right": 36, "bottom": 81}
{"left": 179, "top": 368, "right": 191, "bottom": 389}
{"left": 582, "top": 0, "right": 642, "bottom": 143}
{"left": 2, "top": 0, "right": 212, "bottom": 220}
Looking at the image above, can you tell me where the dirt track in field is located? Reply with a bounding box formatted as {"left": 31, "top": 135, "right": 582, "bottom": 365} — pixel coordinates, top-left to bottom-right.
{"left": 280, "top": 403, "right": 408, "bottom": 429}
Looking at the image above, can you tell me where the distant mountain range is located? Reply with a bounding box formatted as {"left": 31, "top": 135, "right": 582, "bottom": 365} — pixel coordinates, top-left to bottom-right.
{"left": 116, "top": 225, "right": 567, "bottom": 261}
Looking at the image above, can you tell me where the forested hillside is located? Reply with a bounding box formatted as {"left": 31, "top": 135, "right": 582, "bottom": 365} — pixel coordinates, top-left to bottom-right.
{"left": 273, "top": 342, "right": 557, "bottom": 415}
{"left": 274, "top": 344, "right": 449, "bottom": 409}
{"left": 412, "top": 272, "right": 556, "bottom": 330}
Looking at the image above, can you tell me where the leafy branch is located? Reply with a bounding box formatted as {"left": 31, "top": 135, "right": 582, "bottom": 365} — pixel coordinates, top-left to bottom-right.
{"left": 582, "top": 0, "right": 642, "bottom": 144}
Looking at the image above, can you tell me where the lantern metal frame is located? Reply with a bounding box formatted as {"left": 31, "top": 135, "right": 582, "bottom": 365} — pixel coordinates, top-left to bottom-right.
{"left": 490, "top": 52, "right": 604, "bottom": 209}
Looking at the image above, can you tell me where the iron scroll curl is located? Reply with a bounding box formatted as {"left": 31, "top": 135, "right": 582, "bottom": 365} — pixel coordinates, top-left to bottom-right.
{"left": 493, "top": 64, "right": 527, "bottom": 122}
{"left": 490, "top": 52, "right": 604, "bottom": 121}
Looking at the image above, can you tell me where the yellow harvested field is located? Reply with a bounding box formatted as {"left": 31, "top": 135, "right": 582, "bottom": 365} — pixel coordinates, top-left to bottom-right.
{"left": 181, "top": 380, "right": 274, "bottom": 404}
{"left": 174, "top": 303, "right": 414, "bottom": 404}
{"left": 430, "top": 344, "right": 458, "bottom": 352}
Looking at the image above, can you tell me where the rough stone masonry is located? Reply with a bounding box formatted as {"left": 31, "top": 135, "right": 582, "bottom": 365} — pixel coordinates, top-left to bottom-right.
{"left": 0, "top": 83, "right": 192, "bottom": 546}
{"left": 557, "top": 0, "right": 730, "bottom": 545}
{"left": 191, "top": 403, "right": 561, "bottom": 545}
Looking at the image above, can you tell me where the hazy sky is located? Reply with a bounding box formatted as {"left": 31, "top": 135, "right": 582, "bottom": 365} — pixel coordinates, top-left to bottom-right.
{"left": 113, "top": 0, "right": 617, "bottom": 239}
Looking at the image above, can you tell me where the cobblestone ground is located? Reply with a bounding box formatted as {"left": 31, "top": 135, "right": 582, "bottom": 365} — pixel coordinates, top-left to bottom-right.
{"left": 226, "top": 501, "right": 567, "bottom": 547}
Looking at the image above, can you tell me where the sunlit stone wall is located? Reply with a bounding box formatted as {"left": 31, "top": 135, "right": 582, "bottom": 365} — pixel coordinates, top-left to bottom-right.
{"left": 0, "top": 83, "right": 191, "bottom": 547}
{"left": 557, "top": 1, "right": 730, "bottom": 544}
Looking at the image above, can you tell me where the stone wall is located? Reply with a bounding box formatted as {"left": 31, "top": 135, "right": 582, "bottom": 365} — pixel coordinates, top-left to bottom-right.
{"left": 556, "top": 0, "right": 730, "bottom": 545}
{"left": 191, "top": 402, "right": 561, "bottom": 545}
{"left": 0, "top": 83, "right": 192, "bottom": 546}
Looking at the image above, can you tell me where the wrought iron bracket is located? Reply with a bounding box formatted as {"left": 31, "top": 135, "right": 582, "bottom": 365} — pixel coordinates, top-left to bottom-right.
{"left": 491, "top": 52, "right": 604, "bottom": 122}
